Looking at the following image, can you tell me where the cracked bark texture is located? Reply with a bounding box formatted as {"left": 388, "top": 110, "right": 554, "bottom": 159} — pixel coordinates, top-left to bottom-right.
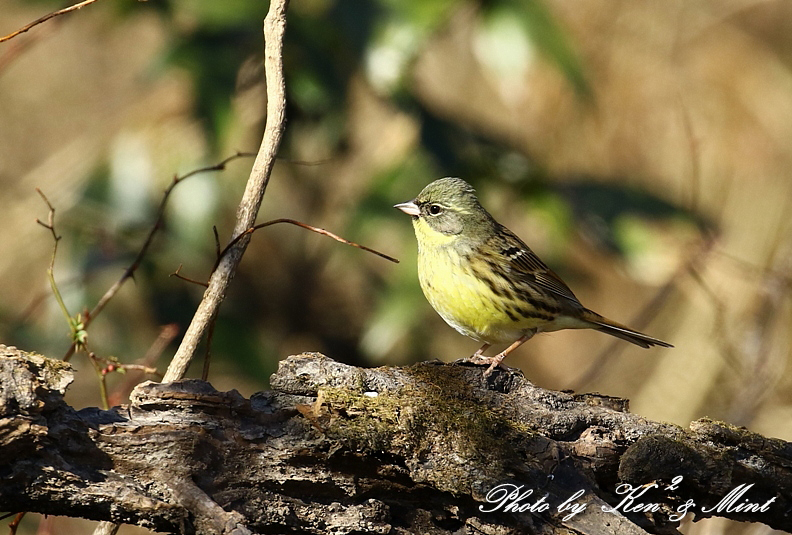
{"left": 1, "top": 344, "right": 790, "bottom": 535}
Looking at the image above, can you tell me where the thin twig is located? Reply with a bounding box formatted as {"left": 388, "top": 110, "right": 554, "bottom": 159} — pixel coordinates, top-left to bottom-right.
{"left": 89, "top": 151, "right": 257, "bottom": 320}
{"left": 8, "top": 512, "right": 25, "bottom": 535}
{"left": 171, "top": 215, "right": 397, "bottom": 380}
{"left": 176, "top": 152, "right": 257, "bottom": 183}
{"left": 61, "top": 152, "right": 255, "bottom": 362}
{"left": 83, "top": 351, "right": 109, "bottom": 410}
{"left": 213, "top": 226, "right": 221, "bottom": 261}
{"left": 162, "top": 0, "right": 291, "bottom": 383}
{"left": 107, "top": 324, "right": 177, "bottom": 408}
{"left": 35, "top": 188, "right": 58, "bottom": 233}
{"left": 170, "top": 264, "right": 209, "bottom": 288}
{"left": 217, "top": 219, "right": 400, "bottom": 271}
{"left": 108, "top": 363, "right": 159, "bottom": 375}
{"left": 0, "top": 0, "right": 103, "bottom": 44}
{"left": 202, "top": 320, "right": 216, "bottom": 382}
{"left": 173, "top": 216, "right": 396, "bottom": 379}
{"left": 36, "top": 189, "right": 81, "bottom": 351}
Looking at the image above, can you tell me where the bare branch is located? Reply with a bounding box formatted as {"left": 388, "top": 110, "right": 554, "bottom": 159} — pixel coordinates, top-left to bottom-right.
{"left": 106, "top": 324, "right": 175, "bottom": 406}
{"left": 213, "top": 226, "right": 221, "bottom": 261}
{"left": 0, "top": 0, "right": 104, "bottom": 44}
{"left": 7, "top": 512, "right": 25, "bottom": 535}
{"left": 34, "top": 188, "right": 59, "bottom": 237}
{"left": 35, "top": 188, "right": 82, "bottom": 356}
{"left": 201, "top": 321, "right": 215, "bottom": 382}
{"left": 88, "top": 152, "right": 257, "bottom": 323}
{"left": 169, "top": 265, "right": 209, "bottom": 288}
{"left": 172, "top": 214, "right": 397, "bottom": 383}
{"left": 163, "top": 0, "right": 290, "bottom": 383}
{"left": 60, "top": 152, "right": 255, "bottom": 362}
{"left": 225, "top": 218, "right": 400, "bottom": 267}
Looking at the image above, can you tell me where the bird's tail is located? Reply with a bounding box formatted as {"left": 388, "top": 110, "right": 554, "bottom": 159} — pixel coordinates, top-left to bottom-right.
{"left": 581, "top": 310, "right": 673, "bottom": 349}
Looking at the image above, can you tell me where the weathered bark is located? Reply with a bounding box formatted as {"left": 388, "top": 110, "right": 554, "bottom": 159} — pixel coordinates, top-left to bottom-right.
{"left": 0, "top": 345, "right": 790, "bottom": 534}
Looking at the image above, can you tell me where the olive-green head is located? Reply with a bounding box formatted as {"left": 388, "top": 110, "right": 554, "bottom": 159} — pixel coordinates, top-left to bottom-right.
{"left": 394, "top": 177, "right": 493, "bottom": 237}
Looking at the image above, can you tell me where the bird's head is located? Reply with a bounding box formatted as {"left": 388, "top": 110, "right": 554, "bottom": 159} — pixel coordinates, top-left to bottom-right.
{"left": 394, "top": 177, "right": 492, "bottom": 240}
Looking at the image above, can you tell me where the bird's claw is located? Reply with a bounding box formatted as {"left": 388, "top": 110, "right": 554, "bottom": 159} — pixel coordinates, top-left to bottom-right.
{"left": 483, "top": 355, "right": 506, "bottom": 377}
{"left": 468, "top": 354, "right": 494, "bottom": 365}
{"left": 465, "top": 353, "right": 509, "bottom": 377}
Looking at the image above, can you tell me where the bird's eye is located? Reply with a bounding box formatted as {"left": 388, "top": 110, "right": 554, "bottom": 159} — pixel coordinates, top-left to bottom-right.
{"left": 428, "top": 204, "right": 443, "bottom": 216}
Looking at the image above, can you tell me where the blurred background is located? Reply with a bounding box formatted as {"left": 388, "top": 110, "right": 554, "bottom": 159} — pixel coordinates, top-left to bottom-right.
{"left": 2, "top": 0, "right": 791, "bottom": 533}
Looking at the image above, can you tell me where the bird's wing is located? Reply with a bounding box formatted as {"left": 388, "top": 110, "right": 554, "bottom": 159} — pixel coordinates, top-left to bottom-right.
{"left": 494, "top": 225, "right": 583, "bottom": 305}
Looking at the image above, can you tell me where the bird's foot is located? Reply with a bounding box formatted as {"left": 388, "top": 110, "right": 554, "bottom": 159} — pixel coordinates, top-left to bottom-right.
{"left": 468, "top": 353, "right": 494, "bottom": 365}
{"left": 466, "top": 353, "right": 508, "bottom": 376}
{"left": 482, "top": 353, "right": 508, "bottom": 377}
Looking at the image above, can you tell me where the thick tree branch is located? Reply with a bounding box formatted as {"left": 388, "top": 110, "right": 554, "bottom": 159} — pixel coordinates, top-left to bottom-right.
{"left": 1, "top": 345, "right": 790, "bottom": 534}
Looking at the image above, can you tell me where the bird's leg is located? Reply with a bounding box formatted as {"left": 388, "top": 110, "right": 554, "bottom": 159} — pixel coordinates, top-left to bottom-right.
{"left": 483, "top": 332, "right": 535, "bottom": 377}
{"left": 469, "top": 343, "right": 491, "bottom": 362}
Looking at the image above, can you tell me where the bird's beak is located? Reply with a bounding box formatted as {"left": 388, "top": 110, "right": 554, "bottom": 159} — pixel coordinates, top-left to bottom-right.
{"left": 394, "top": 201, "right": 420, "bottom": 217}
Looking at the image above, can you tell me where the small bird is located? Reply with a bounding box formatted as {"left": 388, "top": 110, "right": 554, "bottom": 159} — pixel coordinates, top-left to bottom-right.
{"left": 395, "top": 177, "right": 672, "bottom": 375}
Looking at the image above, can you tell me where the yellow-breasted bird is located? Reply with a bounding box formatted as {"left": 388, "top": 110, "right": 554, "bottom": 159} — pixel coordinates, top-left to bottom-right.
{"left": 395, "top": 177, "right": 672, "bottom": 375}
